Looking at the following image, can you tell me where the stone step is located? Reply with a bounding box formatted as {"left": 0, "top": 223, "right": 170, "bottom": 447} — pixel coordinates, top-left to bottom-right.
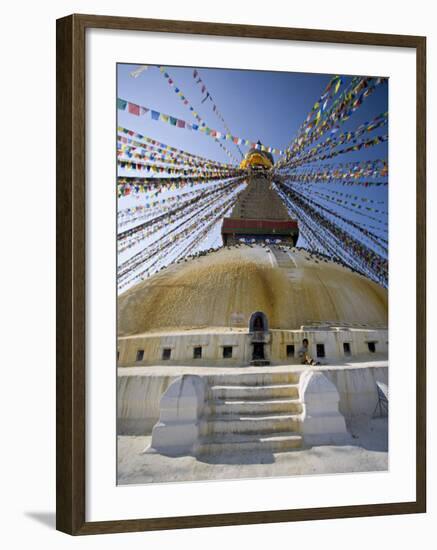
{"left": 207, "top": 398, "right": 303, "bottom": 415}
{"left": 208, "top": 383, "right": 299, "bottom": 400}
{"left": 276, "top": 258, "right": 294, "bottom": 268}
{"left": 250, "top": 360, "right": 270, "bottom": 366}
{"left": 200, "top": 413, "right": 301, "bottom": 435}
{"left": 206, "top": 372, "right": 301, "bottom": 387}
{"left": 269, "top": 247, "right": 296, "bottom": 268}
{"left": 196, "top": 432, "right": 303, "bottom": 455}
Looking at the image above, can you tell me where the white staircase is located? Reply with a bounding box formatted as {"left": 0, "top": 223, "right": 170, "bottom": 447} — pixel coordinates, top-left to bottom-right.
{"left": 196, "top": 372, "right": 304, "bottom": 456}
{"left": 269, "top": 246, "right": 302, "bottom": 289}
{"left": 147, "top": 370, "right": 351, "bottom": 457}
{"left": 269, "top": 246, "right": 296, "bottom": 268}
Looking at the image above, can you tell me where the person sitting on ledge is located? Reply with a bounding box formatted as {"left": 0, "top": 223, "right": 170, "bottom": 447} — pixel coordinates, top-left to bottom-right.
{"left": 298, "top": 338, "right": 320, "bottom": 366}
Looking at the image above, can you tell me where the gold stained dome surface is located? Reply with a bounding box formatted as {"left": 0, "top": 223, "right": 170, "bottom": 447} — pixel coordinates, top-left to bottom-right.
{"left": 118, "top": 245, "right": 388, "bottom": 336}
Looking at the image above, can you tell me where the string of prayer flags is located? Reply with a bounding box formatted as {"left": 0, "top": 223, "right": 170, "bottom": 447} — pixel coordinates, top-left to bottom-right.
{"left": 118, "top": 179, "right": 242, "bottom": 250}
{"left": 311, "top": 191, "right": 388, "bottom": 218}
{"left": 158, "top": 65, "right": 238, "bottom": 163}
{"left": 281, "top": 160, "right": 388, "bottom": 185}
{"left": 117, "top": 174, "right": 246, "bottom": 197}
{"left": 117, "top": 128, "right": 235, "bottom": 168}
{"left": 281, "top": 134, "right": 388, "bottom": 169}
{"left": 156, "top": 66, "right": 239, "bottom": 163}
{"left": 117, "top": 158, "right": 242, "bottom": 178}
{"left": 116, "top": 68, "right": 389, "bottom": 291}
{"left": 282, "top": 112, "right": 388, "bottom": 168}
{"left": 281, "top": 75, "right": 343, "bottom": 162}
{"left": 191, "top": 68, "right": 244, "bottom": 159}
{"left": 118, "top": 181, "right": 230, "bottom": 227}
{"left": 277, "top": 76, "right": 387, "bottom": 168}
{"left": 289, "top": 183, "right": 389, "bottom": 222}
{"left": 118, "top": 142, "right": 235, "bottom": 170}
{"left": 310, "top": 187, "right": 387, "bottom": 206}
{"left": 278, "top": 182, "right": 388, "bottom": 287}
{"left": 288, "top": 184, "right": 388, "bottom": 255}
{"left": 118, "top": 186, "right": 244, "bottom": 288}
{"left": 117, "top": 97, "right": 284, "bottom": 155}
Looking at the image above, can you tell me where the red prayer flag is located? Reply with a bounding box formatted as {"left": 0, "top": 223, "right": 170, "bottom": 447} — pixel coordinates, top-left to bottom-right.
{"left": 128, "top": 102, "right": 140, "bottom": 115}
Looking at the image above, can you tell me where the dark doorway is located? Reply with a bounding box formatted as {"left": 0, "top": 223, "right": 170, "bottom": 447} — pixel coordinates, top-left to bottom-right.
{"left": 252, "top": 343, "right": 265, "bottom": 360}
{"left": 316, "top": 344, "right": 325, "bottom": 358}
{"left": 223, "top": 346, "right": 233, "bottom": 358}
{"left": 249, "top": 311, "right": 269, "bottom": 333}
{"left": 367, "top": 342, "right": 376, "bottom": 353}
{"left": 253, "top": 315, "right": 264, "bottom": 331}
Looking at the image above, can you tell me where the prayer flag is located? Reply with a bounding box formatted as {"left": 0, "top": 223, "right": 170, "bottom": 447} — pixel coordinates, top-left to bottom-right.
{"left": 128, "top": 103, "right": 140, "bottom": 115}
{"left": 129, "top": 66, "right": 148, "bottom": 78}
{"left": 117, "top": 98, "right": 127, "bottom": 110}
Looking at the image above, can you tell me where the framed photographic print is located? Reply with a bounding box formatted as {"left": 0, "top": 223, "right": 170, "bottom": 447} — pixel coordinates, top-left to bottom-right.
{"left": 56, "top": 14, "right": 426, "bottom": 535}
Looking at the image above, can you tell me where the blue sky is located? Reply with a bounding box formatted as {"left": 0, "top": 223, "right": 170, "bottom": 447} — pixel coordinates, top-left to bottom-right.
{"left": 117, "top": 64, "right": 388, "bottom": 289}
{"left": 117, "top": 63, "right": 388, "bottom": 166}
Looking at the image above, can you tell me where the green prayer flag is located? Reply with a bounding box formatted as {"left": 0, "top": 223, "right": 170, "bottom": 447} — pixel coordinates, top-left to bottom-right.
{"left": 117, "top": 98, "right": 127, "bottom": 110}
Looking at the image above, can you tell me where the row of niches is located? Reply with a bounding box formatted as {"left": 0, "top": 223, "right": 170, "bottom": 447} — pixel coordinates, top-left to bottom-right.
{"left": 118, "top": 340, "right": 381, "bottom": 364}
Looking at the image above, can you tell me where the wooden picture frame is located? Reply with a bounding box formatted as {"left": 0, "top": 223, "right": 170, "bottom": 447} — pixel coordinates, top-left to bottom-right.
{"left": 56, "top": 13, "right": 426, "bottom": 535}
